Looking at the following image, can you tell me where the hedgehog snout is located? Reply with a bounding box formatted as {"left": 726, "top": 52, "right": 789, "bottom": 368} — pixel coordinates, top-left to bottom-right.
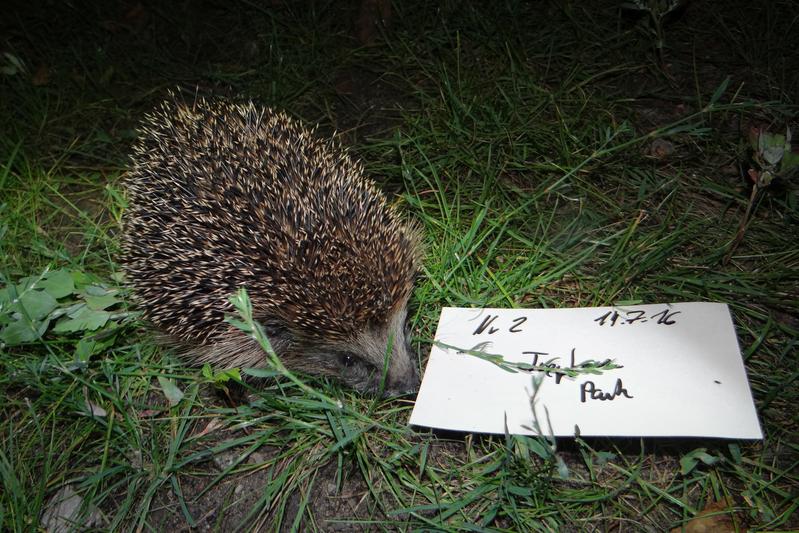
{"left": 349, "top": 314, "right": 420, "bottom": 398}
{"left": 382, "top": 351, "right": 420, "bottom": 398}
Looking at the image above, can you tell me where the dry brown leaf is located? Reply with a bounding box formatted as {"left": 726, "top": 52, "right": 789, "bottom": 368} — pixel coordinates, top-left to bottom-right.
{"left": 32, "top": 64, "right": 49, "bottom": 86}
{"left": 194, "top": 418, "right": 225, "bottom": 438}
{"left": 670, "top": 498, "right": 742, "bottom": 533}
{"left": 650, "top": 138, "right": 675, "bottom": 159}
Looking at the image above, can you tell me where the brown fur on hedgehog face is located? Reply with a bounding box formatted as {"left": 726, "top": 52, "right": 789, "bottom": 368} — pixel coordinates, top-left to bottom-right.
{"left": 122, "top": 95, "right": 422, "bottom": 396}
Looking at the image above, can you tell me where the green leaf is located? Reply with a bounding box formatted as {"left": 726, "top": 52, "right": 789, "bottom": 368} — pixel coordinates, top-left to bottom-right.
{"left": 522, "top": 436, "right": 554, "bottom": 461}
{"left": 224, "top": 317, "right": 251, "bottom": 333}
{"left": 16, "top": 290, "right": 58, "bottom": 321}
{"left": 85, "top": 292, "right": 120, "bottom": 310}
{"left": 74, "top": 335, "right": 115, "bottom": 362}
{"left": 620, "top": 1, "right": 647, "bottom": 11}
{"left": 680, "top": 448, "right": 721, "bottom": 475}
{"left": 594, "top": 450, "right": 617, "bottom": 466}
{"left": 242, "top": 368, "right": 281, "bottom": 378}
{"left": 214, "top": 368, "right": 241, "bottom": 383}
{"left": 71, "top": 270, "right": 93, "bottom": 289}
{"left": 1, "top": 319, "right": 40, "bottom": 344}
{"left": 708, "top": 76, "right": 730, "bottom": 106}
{"left": 65, "top": 303, "right": 87, "bottom": 318}
{"left": 157, "top": 376, "right": 184, "bottom": 407}
{"left": 75, "top": 338, "right": 98, "bottom": 362}
{"left": 762, "top": 146, "right": 785, "bottom": 166}
{"left": 506, "top": 484, "right": 533, "bottom": 497}
{"left": 83, "top": 284, "right": 111, "bottom": 297}
{"left": 39, "top": 269, "right": 75, "bottom": 299}
{"left": 555, "top": 455, "right": 570, "bottom": 479}
{"left": 780, "top": 150, "right": 799, "bottom": 173}
{"left": 53, "top": 307, "right": 110, "bottom": 333}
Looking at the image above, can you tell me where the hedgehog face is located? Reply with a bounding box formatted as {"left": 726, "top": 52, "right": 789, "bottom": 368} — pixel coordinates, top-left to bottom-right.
{"left": 307, "top": 307, "right": 420, "bottom": 397}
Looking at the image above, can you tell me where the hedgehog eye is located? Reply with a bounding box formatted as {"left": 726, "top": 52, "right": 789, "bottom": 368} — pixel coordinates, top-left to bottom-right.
{"left": 337, "top": 352, "right": 357, "bottom": 368}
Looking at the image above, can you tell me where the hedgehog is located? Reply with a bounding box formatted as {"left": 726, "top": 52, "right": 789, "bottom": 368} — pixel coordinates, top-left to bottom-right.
{"left": 121, "top": 95, "right": 423, "bottom": 396}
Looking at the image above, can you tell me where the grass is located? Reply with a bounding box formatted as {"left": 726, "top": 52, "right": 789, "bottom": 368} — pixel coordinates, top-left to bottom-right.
{"left": 1, "top": 0, "right": 797, "bottom": 530}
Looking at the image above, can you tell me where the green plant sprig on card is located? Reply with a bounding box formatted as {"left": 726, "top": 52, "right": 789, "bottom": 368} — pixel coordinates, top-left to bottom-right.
{"left": 435, "top": 341, "right": 623, "bottom": 379}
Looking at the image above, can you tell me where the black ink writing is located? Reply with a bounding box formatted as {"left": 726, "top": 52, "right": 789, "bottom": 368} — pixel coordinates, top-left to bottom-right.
{"left": 522, "top": 348, "right": 618, "bottom": 384}
{"left": 626, "top": 310, "right": 646, "bottom": 324}
{"left": 651, "top": 309, "right": 681, "bottom": 325}
{"left": 473, "top": 314, "right": 530, "bottom": 335}
{"left": 594, "top": 310, "right": 621, "bottom": 326}
{"left": 509, "top": 316, "right": 527, "bottom": 333}
{"left": 594, "top": 307, "right": 681, "bottom": 327}
{"left": 580, "top": 379, "right": 633, "bottom": 402}
{"left": 473, "top": 315, "right": 499, "bottom": 335}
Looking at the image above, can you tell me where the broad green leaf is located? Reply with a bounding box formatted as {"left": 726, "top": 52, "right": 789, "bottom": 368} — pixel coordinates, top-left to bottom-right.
{"left": 39, "top": 269, "right": 75, "bottom": 298}
{"left": 85, "top": 293, "right": 120, "bottom": 310}
{"left": 1, "top": 319, "right": 40, "bottom": 344}
{"left": 0, "top": 288, "right": 11, "bottom": 306}
{"left": 75, "top": 337, "right": 98, "bottom": 362}
{"left": 17, "top": 290, "right": 58, "bottom": 321}
{"left": 781, "top": 151, "right": 799, "bottom": 172}
{"left": 71, "top": 270, "right": 93, "bottom": 288}
{"left": 83, "top": 285, "right": 111, "bottom": 297}
{"left": 65, "top": 303, "right": 87, "bottom": 318}
{"left": 53, "top": 308, "right": 110, "bottom": 333}
{"left": 74, "top": 335, "right": 116, "bottom": 362}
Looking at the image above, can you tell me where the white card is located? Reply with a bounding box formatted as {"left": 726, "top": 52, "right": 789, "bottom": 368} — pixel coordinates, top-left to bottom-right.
{"left": 409, "top": 303, "right": 763, "bottom": 439}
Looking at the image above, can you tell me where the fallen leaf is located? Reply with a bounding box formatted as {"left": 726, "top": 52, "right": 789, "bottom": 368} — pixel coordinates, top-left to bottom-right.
{"left": 138, "top": 408, "right": 164, "bottom": 417}
{"left": 194, "top": 418, "right": 225, "bottom": 438}
{"left": 670, "top": 498, "right": 742, "bottom": 533}
{"left": 84, "top": 400, "right": 107, "bottom": 417}
{"left": 157, "top": 375, "right": 184, "bottom": 406}
{"left": 32, "top": 64, "right": 50, "bottom": 86}
{"left": 41, "top": 485, "right": 105, "bottom": 532}
{"left": 650, "top": 138, "right": 675, "bottom": 159}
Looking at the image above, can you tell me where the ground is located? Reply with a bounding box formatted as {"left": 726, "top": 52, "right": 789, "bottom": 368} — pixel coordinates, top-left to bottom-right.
{"left": 1, "top": 0, "right": 797, "bottom": 531}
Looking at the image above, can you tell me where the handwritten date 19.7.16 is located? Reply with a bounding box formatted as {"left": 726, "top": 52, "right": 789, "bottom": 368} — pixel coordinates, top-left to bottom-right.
{"left": 594, "top": 308, "right": 680, "bottom": 327}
